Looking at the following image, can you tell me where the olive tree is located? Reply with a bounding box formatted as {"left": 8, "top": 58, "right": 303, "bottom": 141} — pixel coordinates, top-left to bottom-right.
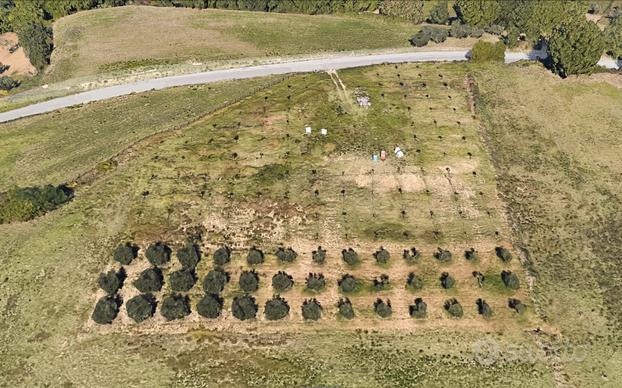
{"left": 338, "top": 274, "right": 357, "bottom": 293}
{"left": 169, "top": 269, "right": 196, "bottom": 292}
{"left": 465, "top": 248, "right": 478, "bottom": 261}
{"left": 501, "top": 271, "right": 520, "bottom": 290}
{"left": 160, "top": 293, "right": 191, "bottom": 321}
{"left": 341, "top": 248, "right": 359, "bottom": 266}
{"left": 301, "top": 298, "right": 322, "bottom": 321}
{"left": 239, "top": 269, "right": 259, "bottom": 292}
{"left": 133, "top": 267, "right": 163, "bottom": 293}
{"left": 213, "top": 245, "right": 231, "bottom": 266}
{"left": 312, "top": 246, "right": 326, "bottom": 264}
{"left": 508, "top": 298, "right": 526, "bottom": 314}
{"left": 495, "top": 246, "right": 512, "bottom": 262}
{"left": 264, "top": 295, "right": 290, "bottom": 320}
{"left": 476, "top": 298, "right": 493, "bottom": 318}
{"left": 444, "top": 298, "right": 463, "bottom": 318}
{"left": 305, "top": 273, "right": 326, "bottom": 292}
{"left": 472, "top": 271, "right": 485, "bottom": 287}
{"left": 373, "top": 274, "right": 390, "bottom": 291}
{"left": 403, "top": 247, "right": 421, "bottom": 263}
{"left": 276, "top": 247, "right": 297, "bottom": 263}
{"left": 374, "top": 298, "right": 392, "bottom": 318}
{"left": 434, "top": 247, "right": 452, "bottom": 262}
{"left": 146, "top": 242, "right": 171, "bottom": 266}
{"left": 92, "top": 295, "right": 120, "bottom": 324}
{"left": 272, "top": 271, "right": 293, "bottom": 292}
{"left": 231, "top": 294, "right": 258, "bottom": 320}
{"left": 203, "top": 268, "right": 229, "bottom": 294}
{"left": 373, "top": 246, "right": 390, "bottom": 265}
{"left": 440, "top": 272, "right": 455, "bottom": 289}
{"left": 177, "top": 240, "right": 200, "bottom": 269}
{"left": 247, "top": 246, "right": 264, "bottom": 265}
{"left": 126, "top": 293, "right": 156, "bottom": 323}
{"left": 197, "top": 293, "right": 223, "bottom": 319}
{"left": 113, "top": 242, "right": 138, "bottom": 265}
{"left": 337, "top": 298, "right": 355, "bottom": 319}
{"left": 409, "top": 298, "right": 427, "bottom": 319}
{"left": 406, "top": 272, "right": 424, "bottom": 290}
{"left": 98, "top": 268, "right": 125, "bottom": 295}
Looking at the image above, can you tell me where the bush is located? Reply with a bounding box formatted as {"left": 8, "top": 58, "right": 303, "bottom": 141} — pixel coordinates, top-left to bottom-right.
{"left": 428, "top": 0, "right": 449, "bottom": 24}
{"left": 264, "top": 295, "right": 289, "bottom": 320}
{"left": 169, "top": 269, "right": 196, "bottom": 292}
{"left": 440, "top": 272, "right": 455, "bottom": 289}
{"left": 433, "top": 247, "right": 452, "bottom": 262}
{"left": 203, "top": 268, "right": 229, "bottom": 294}
{"left": 444, "top": 298, "right": 463, "bottom": 318}
{"left": 98, "top": 268, "right": 125, "bottom": 295}
{"left": 409, "top": 298, "right": 427, "bottom": 319}
{"left": 337, "top": 297, "right": 355, "bottom": 319}
{"left": 134, "top": 268, "right": 163, "bottom": 293}
{"left": 160, "top": 294, "right": 191, "bottom": 321}
{"left": 0, "top": 75, "right": 19, "bottom": 91}
{"left": 495, "top": 246, "right": 512, "bottom": 262}
{"left": 406, "top": 272, "right": 423, "bottom": 290}
{"left": 177, "top": 240, "right": 200, "bottom": 269}
{"left": 477, "top": 298, "right": 493, "bottom": 318}
{"left": 471, "top": 41, "right": 506, "bottom": 63}
{"left": 373, "top": 274, "right": 390, "bottom": 291}
{"left": 501, "top": 271, "right": 520, "bottom": 290}
{"left": 379, "top": 0, "right": 425, "bottom": 23}
{"left": 113, "top": 242, "right": 138, "bottom": 265}
{"left": 301, "top": 298, "right": 322, "bottom": 321}
{"left": 247, "top": 246, "right": 264, "bottom": 265}
{"left": 272, "top": 271, "right": 293, "bottom": 292}
{"left": 464, "top": 248, "right": 478, "bottom": 261}
{"left": 470, "top": 27, "right": 484, "bottom": 38}
{"left": 338, "top": 274, "right": 357, "bottom": 293}
{"left": 146, "top": 242, "right": 171, "bottom": 266}
{"left": 305, "top": 273, "right": 326, "bottom": 291}
{"left": 231, "top": 294, "right": 258, "bottom": 321}
{"left": 92, "top": 295, "right": 120, "bottom": 324}
{"left": 341, "top": 248, "right": 359, "bottom": 266}
{"left": 403, "top": 247, "right": 421, "bottom": 263}
{"left": 213, "top": 245, "right": 231, "bottom": 266}
{"left": 312, "top": 246, "right": 326, "bottom": 264}
{"left": 450, "top": 20, "right": 472, "bottom": 38}
{"left": 454, "top": 0, "right": 500, "bottom": 28}
{"left": 239, "top": 269, "right": 259, "bottom": 292}
{"left": 373, "top": 246, "right": 390, "bottom": 264}
{"left": 275, "top": 246, "right": 297, "bottom": 263}
{"left": 409, "top": 26, "right": 448, "bottom": 47}
{"left": 0, "top": 184, "right": 73, "bottom": 224}
{"left": 548, "top": 18, "right": 605, "bottom": 77}
{"left": 374, "top": 298, "right": 392, "bottom": 318}
{"left": 197, "top": 293, "right": 223, "bottom": 319}
{"left": 508, "top": 298, "right": 526, "bottom": 314}
{"left": 126, "top": 294, "right": 156, "bottom": 323}
{"left": 485, "top": 24, "right": 504, "bottom": 35}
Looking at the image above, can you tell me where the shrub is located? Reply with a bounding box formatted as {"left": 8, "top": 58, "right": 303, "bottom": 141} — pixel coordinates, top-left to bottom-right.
{"left": 113, "top": 242, "right": 138, "bottom": 265}
{"left": 403, "top": 247, "right": 421, "bottom": 263}
{"left": 373, "top": 274, "right": 390, "bottom": 291}
{"left": 0, "top": 184, "right": 73, "bottom": 224}
{"left": 374, "top": 298, "right": 392, "bottom": 318}
{"left": 169, "top": 269, "right": 196, "bottom": 292}
{"left": 508, "top": 298, "right": 526, "bottom": 314}
{"left": 406, "top": 272, "right": 423, "bottom": 290}
{"left": 440, "top": 272, "right": 455, "bottom": 289}
{"left": 338, "top": 274, "right": 357, "bottom": 293}
{"left": 213, "top": 245, "right": 231, "bottom": 266}
{"left": 373, "top": 246, "right": 390, "bottom": 264}
{"left": 146, "top": 242, "right": 171, "bottom": 266}
{"left": 409, "top": 26, "right": 448, "bottom": 47}
{"left": 450, "top": 20, "right": 472, "bottom": 38}
{"left": 548, "top": 18, "right": 605, "bottom": 77}
{"left": 428, "top": 0, "right": 449, "bottom": 24}
{"left": 471, "top": 41, "right": 506, "bottom": 63}
{"left": 337, "top": 297, "right": 355, "bottom": 319}
{"left": 92, "top": 295, "right": 120, "bottom": 324}
{"left": 203, "top": 268, "right": 229, "bottom": 294}
{"left": 134, "top": 268, "right": 163, "bottom": 293}
{"left": 264, "top": 295, "right": 290, "bottom": 320}
{"left": 464, "top": 248, "right": 478, "bottom": 261}
{"left": 444, "top": 298, "right": 463, "bottom": 318}
{"left": 485, "top": 24, "right": 504, "bottom": 35}
{"left": 409, "top": 298, "right": 427, "bottom": 318}
{"left": 501, "top": 271, "right": 520, "bottom": 290}
{"left": 477, "top": 298, "right": 493, "bottom": 318}
{"left": 433, "top": 247, "right": 452, "bottom": 262}
{"left": 197, "top": 293, "right": 223, "bottom": 319}
{"left": 98, "top": 268, "right": 126, "bottom": 295}
{"left": 470, "top": 27, "right": 484, "bottom": 38}
{"left": 341, "top": 248, "right": 359, "bottom": 266}
{"left": 177, "top": 240, "right": 200, "bottom": 269}
{"left": 472, "top": 271, "right": 485, "bottom": 287}
{"left": 305, "top": 273, "right": 326, "bottom": 291}
{"left": 0, "top": 75, "right": 19, "bottom": 91}
{"left": 247, "top": 246, "right": 264, "bottom": 265}
{"left": 379, "top": 0, "right": 425, "bottom": 23}
{"left": 272, "top": 271, "right": 293, "bottom": 292}
{"left": 275, "top": 246, "right": 297, "bottom": 263}
{"left": 312, "top": 246, "right": 326, "bottom": 264}
{"left": 231, "top": 294, "right": 258, "bottom": 321}
{"left": 126, "top": 294, "right": 156, "bottom": 323}
{"left": 495, "top": 246, "right": 512, "bottom": 262}
{"left": 301, "top": 298, "right": 322, "bottom": 321}
{"left": 160, "top": 294, "right": 191, "bottom": 321}
{"left": 239, "top": 269, "right": 259, "bottom": 292}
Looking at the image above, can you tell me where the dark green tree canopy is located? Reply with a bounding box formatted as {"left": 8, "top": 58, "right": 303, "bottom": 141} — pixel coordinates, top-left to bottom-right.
{"left": 0, "top": 184, "right": 73, "bottom": 224}
{"left": 434, "top": 247, "right": 452, "bottom": 262}
{"left": 239, "top": 269, "right": 260, "bottom": 292}
{"left": 508, "top": 298, "right": 526, "bottom": 314}
{"left": 169, "top": 269, "right": 196, "bottom": 292}
{"left": 232, "top": 294, "right": 258, "bottom": 321}
{"left": 444, "top": 298, "right": 463, "bottom": 318}
{"left": 440, "top": 272, "right": 455, "bottom": 289}
{"left": 92, "top": 295, "right": 120, "bottom": 324}
{"left": 176, "top": 240, "right": 201, "bottom": 269}
{"left": 477, "top": 298, "right": 493, "bottom": 318}
{"left": 374, "top": 298, "right": 392, "bottom": 318}
{"left": 197, "top": 293, "right": 223, "bottom": 319}
{"left": 305, "top": 272, "right": 326, "bottom": 291}
{"left": 428, "top": 0, "right": 449, "bottom": 24}
{"left": 160, "top": 293, "right": 191, "bottom": 321}
{"left": 133, "top": 267, "right": 163, "bottom": 293}
{"left": 605, "top": 16, "right": 622, "bottom": 59}
{"left": 470, "top": 41, "right": 506, "bottom": 63}
{"left": 146, "top": 242, "right": 171, "bottom": 266}
{"left": 409, "top": 297, "right": 427, "bottom": 319}
{"left": 338, "top": 274, "right": 357, "bottom": 293}
{"left": 495, "top": 246, "right": 512, "bottom": 262}
{"left": 301, "top": 298, "right": 322, "bottom": 321}
{"left": 264, "top": 295, "right": 290, "bottom": 320}
{"left": 501, "top": 270, "right": 520, "bottom": 290}
{"left": 454, "top": 0, "right": 500, "bottom": 28}
{"left": 403, "top": 247, "right": 421, "bottom": 263}
{"left": 464, "top": 248, "right": 478, "bottom": 261}
{"left": 213, "top": 245, "right": 231, "bottom": 266}
{"left": 548, "top": 18, "right": 605, "bottom": 77}
{"left": 373, "top": 274, "right": 390, "bottom": 291}
{"left": 272, "top": 271, "right": 294, "bottom": 292}
{"left": 98, "top": 268, "right": 125, "bottom": 295}
{"left": 337, "top": 297, "right": 355, "bottom": 319}
{"left": 113, "top": 242, "right": 138, "bottom": 265}
{"left": 126, "top": 293, "right": 156, "bottom": 323}
{"left": 275, "top": 246, "right": 297, "bottom": 263}
{"left": 203, "top": 268, "right": 229, "bottom": 294}
{"left": 341, "top": 248, "right": 359, "bottom": 266}
{"left": 406, "top": 272, "right": 423, "bottom": 290}
{"left": 312, "top": 246, "right": 326, "bottom": 264}
{"left": 246, "top": 246, "right": 264, "bottom": 265}
{"left": 379, "top": 0, "right": 425, "bottom": 23}
{"left": 373, "top": 246, "right": 390, "bottom": 264}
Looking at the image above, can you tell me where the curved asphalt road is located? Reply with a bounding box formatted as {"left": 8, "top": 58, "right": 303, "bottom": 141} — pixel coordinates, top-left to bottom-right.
{"left": 0, "top": 49, "right": 563, "bottom": 124}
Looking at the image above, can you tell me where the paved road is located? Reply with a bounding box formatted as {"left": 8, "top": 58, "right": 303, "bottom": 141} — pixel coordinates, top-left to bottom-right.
{"left": 0, "top": 48, "right": 608, "bottom": 123}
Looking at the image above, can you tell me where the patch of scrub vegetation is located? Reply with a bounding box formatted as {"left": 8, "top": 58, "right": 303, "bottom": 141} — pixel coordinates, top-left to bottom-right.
{"left": 0, "top": 184, "right": 73, "bottom": 223}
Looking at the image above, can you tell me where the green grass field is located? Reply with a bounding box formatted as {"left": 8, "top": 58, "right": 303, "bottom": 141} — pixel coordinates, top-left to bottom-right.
{"left": 1, "top": 60, "right": 621, "bottom": 386}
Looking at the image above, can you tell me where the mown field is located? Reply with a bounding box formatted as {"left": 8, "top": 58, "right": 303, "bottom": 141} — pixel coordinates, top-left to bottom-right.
{"left": 1, "top": 60, "right": 621, "bottom": 386}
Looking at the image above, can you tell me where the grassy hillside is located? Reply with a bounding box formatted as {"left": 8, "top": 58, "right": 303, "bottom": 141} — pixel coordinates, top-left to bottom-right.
{"left": 48, "top": 5, "right": 418, "bottom": 82}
